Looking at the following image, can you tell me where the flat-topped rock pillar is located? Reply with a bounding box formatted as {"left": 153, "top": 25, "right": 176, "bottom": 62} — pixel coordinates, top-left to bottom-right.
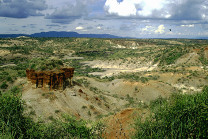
{"left": 26, "top": 67, "right": 75, "bottom": 90}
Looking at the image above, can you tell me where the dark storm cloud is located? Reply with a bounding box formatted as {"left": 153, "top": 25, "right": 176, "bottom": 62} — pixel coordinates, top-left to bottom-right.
{"left": 87, "top": 26, "right": 93, "bottom": 30}
{"left": 0, "top": 0, "right": 47, "bottom": 18}
{"left": 97, "top": 24, "right": 104, "bottom": 27}
{"left": 169, "top": 0, "right": 205, "bottom": 20}
{"left": 200, "top": 21, "right": 208, "bottom": 30}
{"left": 137, "top": 0, "right": 206, "bottom": 20}
{"left": 119, "top": 24, "right": 131, "bottom": 31}
{"left": 45, "top": 0, "right": 88, "bottom": 24}
{"left": 49, "top": 18, "right": 80, "bottom": 24}
{"left": 9, "top": 28, "right": 18, "bottom": 31}
{"left": 78, "top": 23, "right": 84, "bottom": 25}
{"left": 46, "top": 24, "right": 60, "bottom": 27}
{"left": 21, "top": 24, "right": 36, "bottom": 28}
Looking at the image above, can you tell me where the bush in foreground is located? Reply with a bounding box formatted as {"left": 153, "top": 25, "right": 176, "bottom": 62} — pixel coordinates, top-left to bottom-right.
{"left": 0, "top": 91, "right": 42, "bottom": 138}
{"left": 133, "top": 86, "right": 208, "bottom": 138}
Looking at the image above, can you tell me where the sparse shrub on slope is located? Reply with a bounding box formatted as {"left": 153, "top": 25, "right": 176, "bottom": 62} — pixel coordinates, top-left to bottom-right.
{"left": 198, "top": 48, "right": 208, "bottom": 66}
{"left": 154, "top": 46, "right": 188, "bottom": 65}
{"left": 133, "top": 86, "right": 208, "bottom": 138}
{"left": 1, "top": 45, "right": 32, "bottom": 54}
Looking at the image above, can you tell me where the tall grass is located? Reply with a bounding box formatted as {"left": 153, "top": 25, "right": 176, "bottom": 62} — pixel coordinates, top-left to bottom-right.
{"left": 0, "top": 90, "right": 37, "bottom": 138}
{"left": 133, "top": 86, "right": 208, "bottom": 138}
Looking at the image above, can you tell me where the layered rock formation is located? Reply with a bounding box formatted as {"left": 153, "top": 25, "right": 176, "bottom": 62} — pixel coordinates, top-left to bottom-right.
{"left": 26, "top": 68, "right": 75, "bottom": 90}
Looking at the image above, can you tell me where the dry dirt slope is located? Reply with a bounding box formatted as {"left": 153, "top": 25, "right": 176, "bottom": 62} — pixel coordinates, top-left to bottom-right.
{"left": 102, "top": 108, "right": 149, "bottom": 139}
{"left": 22, "top": 76, "right": 171, "bottom": 122}
{"left": 22, "top": 68, "right": 207, "bottom": 121}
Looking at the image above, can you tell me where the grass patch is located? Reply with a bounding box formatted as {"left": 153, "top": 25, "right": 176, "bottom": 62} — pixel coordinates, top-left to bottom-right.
{"left": 133, "top": 86, "right": 208, "bottom": 138}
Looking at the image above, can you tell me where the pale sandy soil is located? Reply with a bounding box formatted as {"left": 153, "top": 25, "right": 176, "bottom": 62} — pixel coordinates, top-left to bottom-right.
{"left": 172, "top": 84, "right": 202, "bottom": 93}
{"left": 0, "top": 64, "right": 16, "bottom": 68}
{"left": 0, "top": 50, "right": 10, "bottom": 56}
{"left": 63, "top": 55, "right": 84, "bottom": 60}
{"left": 82, "top": 60, "right": 158, "bottom": 77}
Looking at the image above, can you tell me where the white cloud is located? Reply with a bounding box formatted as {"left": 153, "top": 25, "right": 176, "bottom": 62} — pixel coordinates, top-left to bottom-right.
{"left": 75, "top": 26, "right": 84, "bottom": 30}
{"left": 137, "top": 0, "right": 166, "bottom": 16}
{"left": 104, "top": 0, "right": 168, "bottom": 17}
{"left": 155, "top": 25, "right": 165, "bottom": 34}
{"left": 202, "top": 14, "right": 206, "bottom": 19}
{"left": 142, "top": 25, "right": 152, "bottom": 31}
{"left": 97, "top": 26, "right": 102, "bottom": 29}
{"left": 165, "top": 14, "right": 171, "bottom": 18}
{"left": 181, "top": 24, "right": 194, "bottom": 27}
{"left": 104, "top": 0, "right": 140, "bottom": 16}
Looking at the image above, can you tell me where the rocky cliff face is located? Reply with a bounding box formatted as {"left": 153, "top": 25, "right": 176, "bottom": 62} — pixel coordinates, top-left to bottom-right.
{"left": 26, "top": 68, "right": 75, "bottom": 90}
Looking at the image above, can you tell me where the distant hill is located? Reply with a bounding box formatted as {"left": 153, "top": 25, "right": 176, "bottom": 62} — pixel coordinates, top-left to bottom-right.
{"left": 0, "top": 34, "right": 27, "bottom": 38}
{"left": 196, "top": 37, "right": 208, "bottom": 40}
{"left": 0, "top": 31, "right": 121, "bottom": 38}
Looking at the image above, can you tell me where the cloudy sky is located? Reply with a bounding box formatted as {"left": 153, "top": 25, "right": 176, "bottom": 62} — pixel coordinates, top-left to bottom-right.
{"left": 0, "top": 0, "right": 208, "bottom": 38}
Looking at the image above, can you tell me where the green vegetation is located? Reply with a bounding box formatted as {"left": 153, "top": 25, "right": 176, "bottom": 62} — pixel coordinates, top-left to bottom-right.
{"left": 0, "top": 45, "right": 32, "bottom": 54}
{"left": 125, "top": 94, "right": 135, "bottom": 106}
{"left": 198, "top": 48, "right": 208, "bottom": 66}
{"left": 0, "top": 82, "right": 8, "bottom": 89}
{"left": 29, "top": 58, "right": 64, "bottom": 71}
{"left": 66, "top": 60, "right": 104, "bottom": 77}
{"left": 75, "top": 78, "right": 90, "bottom": 87}
{"left": 133, "top": 86, "right": 208, "bottom": 138}
{"left": 116, "top": 73, "right": 159, "bottom": 83}
{"left": 0, "top": 88, "right": 38, "bottom": 138}
{"left": 154, "top": 46, "right": 188, "bottom": 65}
{"left": 90, "top": 86, "right": 104, "bottom": 94}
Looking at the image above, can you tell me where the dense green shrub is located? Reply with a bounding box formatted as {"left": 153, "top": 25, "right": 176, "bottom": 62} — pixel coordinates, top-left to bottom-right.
{"left": 9, "top": 86, "right": 21, "bottom": 96}
{"left": 6, "top": 76, "right": 13, "bottom": 83}
{"left": 133, "top": 86, "right": 208, "bottom": 138}
{"left": 43, "top": 115, "right": 93, "bottom": 138}
{"left": 0, "top": 82, "right": 8, "bottom": 89}
{"left": 0, "top": 92, "right": 35, "bottom": 138}
{"left": 17, "top": 70, "right": 26, "bottom": 77}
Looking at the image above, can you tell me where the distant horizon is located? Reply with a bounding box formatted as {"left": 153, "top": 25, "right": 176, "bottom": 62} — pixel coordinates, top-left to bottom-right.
{"left": 0, "top": 31, "right": 207, "bottom": 40}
